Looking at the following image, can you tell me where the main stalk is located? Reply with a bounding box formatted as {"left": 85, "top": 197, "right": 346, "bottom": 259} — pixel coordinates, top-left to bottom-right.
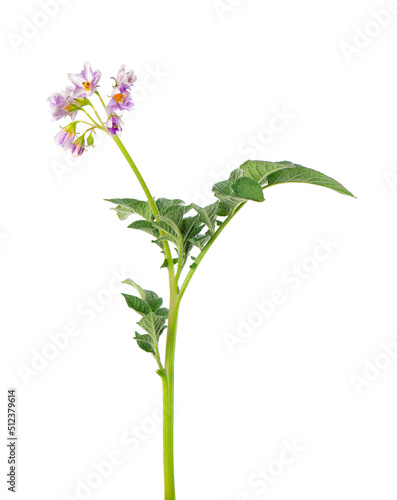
{"left": 162, "top": 291, "right": 181, "bottom": 499}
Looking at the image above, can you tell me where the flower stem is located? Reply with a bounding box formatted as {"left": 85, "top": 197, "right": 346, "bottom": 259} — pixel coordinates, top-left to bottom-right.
{"left": 95, "top": 90, "right": 107, "bottom": 110}
{"left": 80, "top": 107, "right": 104, "bottom": 130}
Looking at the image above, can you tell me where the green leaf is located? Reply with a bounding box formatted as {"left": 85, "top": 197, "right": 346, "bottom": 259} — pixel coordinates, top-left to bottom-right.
{"left": 105, "top": 198, "right": 153, "bottom": 221}
{"left": 153, "top": 221, "right": 181, "bottom": 247}
{"left": 180, "top": 215, "right": 203, "bottom": 243}
{"left": 153, "top": 211, "right": 184, "bottom": 253}
{"left": 240, "top": 161, "right": 293, "bottom": 185}
{"left": 231, "top": 177, "right": 264, "bottom": 202}
{"left": 213, "top": 169, "right": 263, "bottom": 216}
{"left": 122, "top": 278, "right": 145, "bottom": 297}
{"left": 155, "top": 198, "right": 185, "bottom": 215}
{"left": 155, "top": 307, "right": 169, "bottom": 318}
{"left": 265, "top": 164, "right": 355, "bottom": 197}
{"left": 138, "top": 312, "right": 166, "bottom": 340}
{"left": 147, "top": 296, "right": 163, "bottom": 312}
{"left": 134, "top": 332, "right": 155, "bottom": 354}
{"left": 191, "top": 201, "right": 219, "bottom": 236}
{"left": 122, "top": 294, "right": 151, "bottom": 316}
{"left": 228, "top": 168, "right": 244, "bottom": 183}
{"left": 128, "top": 220, "right": 160, "bottom": 237}
{"left": 213, "top": 179, "right": 234, "bottom": 198}
{"left": 189, "top": 233, "right": 211, "bottom": 250}
{"left": 122, "top": 279, "right": 163, "bottom": 312}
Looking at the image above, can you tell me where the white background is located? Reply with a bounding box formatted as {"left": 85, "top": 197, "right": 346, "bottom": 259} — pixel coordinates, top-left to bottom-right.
{"left": 1, "top": 1, "right": 397, "bottom": 499}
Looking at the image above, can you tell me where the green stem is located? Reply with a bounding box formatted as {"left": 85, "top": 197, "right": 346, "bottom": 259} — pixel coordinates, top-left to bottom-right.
{"left": 95, "top": 90, "right": 107, "bottom": 110}
{"left": 162, "top": 290, "right": 181, "bottom": 500}
{"left": 80, "top": 107, "right": 104, "bottom": 130}
{"left": 160, "top": 203, "right": 245, "bottom": 500}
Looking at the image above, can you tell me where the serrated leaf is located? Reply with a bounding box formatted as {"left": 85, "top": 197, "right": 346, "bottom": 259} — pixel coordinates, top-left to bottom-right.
{"left": 122, "top": 294, "right": 151, "bottom": 316}
{"left": 105, "top": 198, "right": 153, "bottom": 221}
{"left": 134, "top": 332, "right": 155, "bottom": 354}
{"left": 265, "top": 165, "right": 354, "bottom": 197}
{"left": 138, "top": 312, "right": 166, "bottom": 340}
{"left": 191, "top": 201, "right": 219, "bottom": 236}
{"left": 128, "top": 220, "right": 160, "bottom": 237}
{"left": 231, "top": 177, "right": 264, "bottom": 202}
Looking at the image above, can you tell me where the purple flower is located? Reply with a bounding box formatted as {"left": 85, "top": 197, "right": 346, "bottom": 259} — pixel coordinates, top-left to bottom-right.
{"left": 105, "top": 84, "right": 134, "bottom": 115}
{"left": 115, "top": 65, "right": 137, "bottom": 87}
{"left": 70, "top": 136, "right": 85, "bottom": 157}
{"left": 105, "top": 115, "right": 124, "bottom": 136}
{"left": 55, "top": 129, "right": 75, "bottom": 151}
{"left": 68, "top": 62, "right": 101, "bottom": 98}
{"left": 48, "top": 86, "right": 77, "bottom": 121}
{"left": 54, "top": 122, "right": 77, "bottom": 151}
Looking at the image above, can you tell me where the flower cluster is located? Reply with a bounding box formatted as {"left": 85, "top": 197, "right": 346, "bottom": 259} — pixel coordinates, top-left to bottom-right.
{"left": 48, "top": 62, "right": 136, "bottom": 156}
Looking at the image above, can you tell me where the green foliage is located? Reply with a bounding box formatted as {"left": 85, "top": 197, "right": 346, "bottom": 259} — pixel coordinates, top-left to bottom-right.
{"left": 122, "top": 278, "right": 167, "bottom": 356}
{"left": 241, "top": 160, "right": 354, "bottom": 197}
{"left": 240, "top": 160, "right": 293, "bottom": 185}
{"left": 191, "top": 201, "right": 219, "bottom": 236}
{"left": 122, "top": 294, "right": 151, "bottom": 315}
{"left": 212, "top": 169, "right": 264, "bottom": 216}
{"left": 128, "top": 220, "right": 160, "bottom": 237}
{"left": 133, "top": 312, "right": 166, "bottom": 355}
{"left": 105, "top": 198, "right": 153, "bottom": 221}
{"left": 231, "top": 177, "right": 264, "bottom": 202}
{"left": 264, "top": 164, "right": 355, "bottom": 196}
{"left": 108, "top": 160, "right": 353, "bottom": 368}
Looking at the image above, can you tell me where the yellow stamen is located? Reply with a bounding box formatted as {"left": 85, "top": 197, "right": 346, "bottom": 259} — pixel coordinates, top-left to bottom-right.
{"left": 82, "top": 81, "right": 91, "bottom": 91}
{"left": 113, "top": 93, "right": 126, "bottom": 103}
